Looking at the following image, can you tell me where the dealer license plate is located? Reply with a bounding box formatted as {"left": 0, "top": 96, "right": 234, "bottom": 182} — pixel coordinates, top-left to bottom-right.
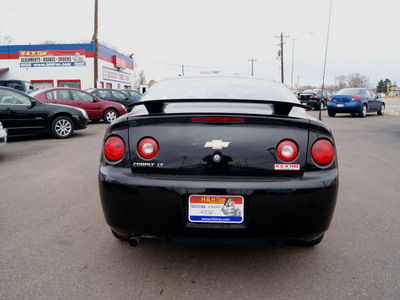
{"left": 188, "top": 195, "right": 244, "bottom": 224}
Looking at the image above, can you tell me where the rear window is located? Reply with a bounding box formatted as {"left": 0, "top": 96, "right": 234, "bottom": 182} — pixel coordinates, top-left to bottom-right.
{"left": 302, "top": 89, "right": 321, "bottom": 95}
{"left": 164, "top": 102, "right": 274, "bottom": 115}
{"left": 336, "top": 88, "right": 363, "bottom": 95}
{"left": 141, "top": 77, "right": 299, "bottom": 103}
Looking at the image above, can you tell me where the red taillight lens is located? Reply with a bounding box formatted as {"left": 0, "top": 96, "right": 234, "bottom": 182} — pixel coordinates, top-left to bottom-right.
{"left": 328, "top": 96, "right": 332, "bottom": 101}
{"left": 104, "top": 136, "right": 125, "bottom": 162}
{"left": 311, "top": 139, "right": 334, "bottom": 165}
{"left": 191, "top": 117, "right": 244, "bottom": 123}
{"left": 351, "top": 96, "right": 359, "bottom": 101}
{"left": 277, "top": 140, "right": 298, "bottom": 162}
{"left": 138, "top": 137, "right": 159, "bottom": 159}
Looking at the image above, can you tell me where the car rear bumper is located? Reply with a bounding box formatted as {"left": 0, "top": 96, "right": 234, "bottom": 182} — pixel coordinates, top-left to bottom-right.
{"left": 327, "top": 101, "right": 362, "bottom": 113}
{"left": 99, "top": 165, "right": 339, "bottom": 242}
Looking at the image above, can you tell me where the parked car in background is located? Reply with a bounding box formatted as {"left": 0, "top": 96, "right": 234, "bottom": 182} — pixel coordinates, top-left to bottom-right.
{"left": 30, "top": 88, "right": 127, "bottom": 123}
{"left": 0, "top": 87, "right": 89, "bottom": 139}
{"left": 87, "top": 88, "right": 137, "bottom": 112}
{"left": 119, "top": 89, "right": 142, "bottom": 101}
{"left": 0, "top": 121, "right": 7, "bottom": 149}
{"left": 0, "top": 79, "right": 32, "bottom": 93}
{"left": 99, "top": 76, "right": 339, "bottom": 247}
{"left": 297, "top": 89, "right": 331, "bottom": 111}
{"left": 327, "top": 88, "right": 385, "bottom": 117}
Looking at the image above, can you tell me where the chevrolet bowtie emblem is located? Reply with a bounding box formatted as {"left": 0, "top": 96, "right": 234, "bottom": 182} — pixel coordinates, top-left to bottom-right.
{"left": 204, "top": 140, "right": 230, "bottom": 150}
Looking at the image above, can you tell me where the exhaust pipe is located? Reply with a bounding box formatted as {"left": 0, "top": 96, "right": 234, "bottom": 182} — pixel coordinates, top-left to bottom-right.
{"left": 128, "top": 234, "right": 142, "bottom": 247}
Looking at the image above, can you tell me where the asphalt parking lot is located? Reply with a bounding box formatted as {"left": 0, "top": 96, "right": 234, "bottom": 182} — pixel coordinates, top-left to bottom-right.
{"left": 1, "top": 103, "right": 400, "bottom": 299}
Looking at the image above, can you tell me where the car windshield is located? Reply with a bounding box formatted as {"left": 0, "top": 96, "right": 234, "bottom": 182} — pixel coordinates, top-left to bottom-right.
{"left": 141, "top": 77, "right": 299, "bottom": 103}
{"left": 336, "top": 88, "right": 363, "bottom": 95}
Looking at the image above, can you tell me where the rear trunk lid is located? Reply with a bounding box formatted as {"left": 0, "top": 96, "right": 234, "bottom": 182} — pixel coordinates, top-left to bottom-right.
{"left": 330, "top": 95, "right": 354, "bottom": 103}
{"left": 128, "top": 114, "right": 310, "bottom": 178}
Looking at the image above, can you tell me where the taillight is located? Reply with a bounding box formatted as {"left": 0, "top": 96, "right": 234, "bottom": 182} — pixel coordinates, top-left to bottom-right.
{"left": 277, "top": 140, "right": 298, "bottom": 162}
{"left": 104, "top": 136, "right": 125, "bottom": 162}
{"left": 191, "top": 117, "right": 244, "bottom": 123}
{"left": 328, "top": 96, "right": 332, "bottom": 101}
{"left": 138, "top": 137, "right": 159, "bottom": 159}
{"left": 311, "top": 139, "right": 334, "bottom": 165}
{"left": 351, "top": 96, "right": 359, "bottom": 101}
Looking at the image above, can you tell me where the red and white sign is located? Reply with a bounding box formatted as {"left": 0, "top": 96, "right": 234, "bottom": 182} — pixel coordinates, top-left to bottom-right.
{"left": 113, "top": 55, "right": 126, "bottom": 70}
{"left": 19, "top": 49, "right": 86, "bottom": 67}
{"left": 274, "top": 164, "right": 301, "bottom": 170}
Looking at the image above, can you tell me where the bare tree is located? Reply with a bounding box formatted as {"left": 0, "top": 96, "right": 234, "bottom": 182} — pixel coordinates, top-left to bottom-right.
{"left": 335, "top": 75, "right": 347, "bottom": 91}
{"left": 134, "top": 70, "right": 146, "bottom": 90}
{"left": 42, "top": 40, "right": 58, "bottom": 44}
{"left": 0, "top": 34, "right": 13, "bottom": 45}
{"left": 347, "top": 73, "right": 370, "bottom": 88}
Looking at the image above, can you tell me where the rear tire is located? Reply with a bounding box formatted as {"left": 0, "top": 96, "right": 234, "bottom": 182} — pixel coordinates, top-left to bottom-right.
{"left": 319, "top": 100, "right": 324, "bottom": 111}
{"left": 51, "top": 116, "right": 74, "bottom": 139}
{"left": 328, "top": 110, "right": 336, "bottom": 117}
{"left": 297, "top": 234, "right": 324, "bottom": 246}
{"left": 358, "top": 104, "right": 367, "bottom": 117}
{"left": 111, "top": 229, "right": 128, "bottom": 241}
{"left": 103, "top": 109, "right": 118, "bottom": 123}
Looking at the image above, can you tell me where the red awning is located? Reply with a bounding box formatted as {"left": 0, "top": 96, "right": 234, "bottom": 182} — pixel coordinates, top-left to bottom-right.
{"left": 0, "top": 67, "right": 9, "bottom": 73}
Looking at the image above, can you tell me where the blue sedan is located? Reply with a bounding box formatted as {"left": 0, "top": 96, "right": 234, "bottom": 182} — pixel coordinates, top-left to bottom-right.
{"left": 327, "top": 88, "right": 385, "bottom": 117}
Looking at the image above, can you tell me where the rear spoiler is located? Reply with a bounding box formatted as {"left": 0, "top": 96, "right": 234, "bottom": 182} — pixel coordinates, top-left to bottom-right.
{"left": 132, "top": 99, "right": 311, "bottom": 116}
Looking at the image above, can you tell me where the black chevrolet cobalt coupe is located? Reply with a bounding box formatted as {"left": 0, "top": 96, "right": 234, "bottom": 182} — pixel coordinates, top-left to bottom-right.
{"left": 99, "top": 76, "right": 339, "bottom": 247}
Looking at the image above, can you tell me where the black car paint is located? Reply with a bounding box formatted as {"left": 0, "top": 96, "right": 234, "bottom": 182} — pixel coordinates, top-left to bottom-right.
{"left": 99, "top": 103, "right": 338, "bottom": 244}
{"left": 0, "top": 87, "right": 88, "bottom": 137}
{"left": 298, "top": 89, "right": 330, "bottom": 110}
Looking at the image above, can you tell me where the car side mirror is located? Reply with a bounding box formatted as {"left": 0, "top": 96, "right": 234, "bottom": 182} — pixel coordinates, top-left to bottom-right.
{"left": 30, "top": 99, "right": 37, "bottom": 108}
{"left": 93, "top": 97, "right": 99, "bottom": 102}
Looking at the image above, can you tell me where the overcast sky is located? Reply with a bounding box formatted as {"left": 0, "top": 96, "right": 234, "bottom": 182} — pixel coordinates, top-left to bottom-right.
{"left": 1, "top": 0, "right": 399, "bottom": 88}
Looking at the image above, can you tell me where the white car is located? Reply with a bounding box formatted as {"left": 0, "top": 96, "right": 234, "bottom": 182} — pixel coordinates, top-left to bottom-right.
{"left": 0, "top": 121, "right": 7, "bottom": 149}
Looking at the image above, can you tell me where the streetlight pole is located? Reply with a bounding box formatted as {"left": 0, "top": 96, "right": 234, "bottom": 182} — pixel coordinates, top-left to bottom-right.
{"left": 93, "top": 0, "right": 98, "bottom": 88}
{"left": 291, "top": 32, "right": 313, "bottom": 91}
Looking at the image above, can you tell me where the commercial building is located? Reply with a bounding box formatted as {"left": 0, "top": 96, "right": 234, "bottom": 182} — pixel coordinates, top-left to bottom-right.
{"left": 0, "top": 42, "right": 134, "bottom": 90}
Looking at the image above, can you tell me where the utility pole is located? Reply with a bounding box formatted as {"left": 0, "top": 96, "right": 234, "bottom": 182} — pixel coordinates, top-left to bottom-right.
{"left": 274, "top": 32, "right": 290, "bottom": 83}
{"left": 93, "top": 0, "right": 98, "bottom": 88}
{"left": 248, "top": 59, "right": 257, "bottom": 76}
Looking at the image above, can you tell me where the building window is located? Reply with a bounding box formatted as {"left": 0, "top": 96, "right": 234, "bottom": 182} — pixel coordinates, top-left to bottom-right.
{"left": 57, "top": 80, "right": 80, "bottom": 89}
{"left": 106, "top": 83, "right": 112, "bottom": 89}
{"left": 31, "top": 80, "right": 53, "bottom": 90}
